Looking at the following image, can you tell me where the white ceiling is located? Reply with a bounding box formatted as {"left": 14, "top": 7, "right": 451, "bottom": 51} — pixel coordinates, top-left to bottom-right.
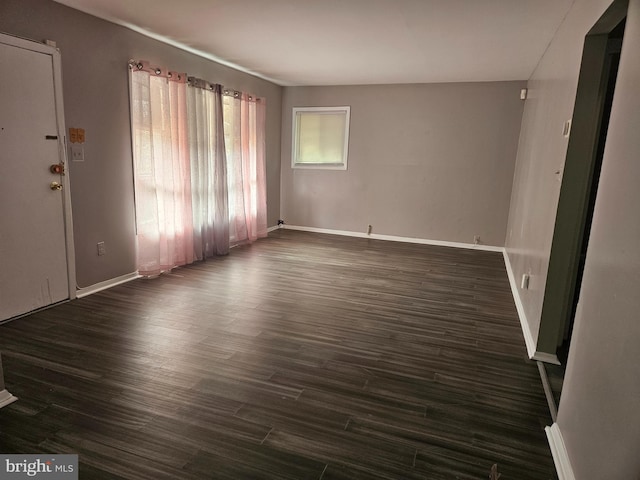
{"left": 53, "top": 0, "right": 575, "bottom": 86}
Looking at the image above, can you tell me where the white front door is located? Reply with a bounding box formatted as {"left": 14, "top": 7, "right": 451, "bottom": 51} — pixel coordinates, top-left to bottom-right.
{"left": 0, "top": 36, "right": 74, "bottom": 321}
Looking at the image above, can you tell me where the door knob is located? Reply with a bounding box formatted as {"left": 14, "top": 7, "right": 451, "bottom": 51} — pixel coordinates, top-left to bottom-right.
{"left": 50, "top": 181, "right": 63, "bottom": 191}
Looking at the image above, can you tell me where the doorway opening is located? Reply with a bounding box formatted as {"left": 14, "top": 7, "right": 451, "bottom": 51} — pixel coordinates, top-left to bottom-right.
{"left": 536, "top": 0, "right": 627, "bottom": 412}
{"left": 560, "top": 19, "right": 625, "bottom": 364}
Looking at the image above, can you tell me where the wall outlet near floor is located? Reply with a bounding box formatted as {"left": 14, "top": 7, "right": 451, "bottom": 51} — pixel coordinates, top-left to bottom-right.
{"left": 474, "top": 235, "right": 480, "bottom": 245}
{"left": 367, "top": 224, "right": 372, "bottom": 235}
{"left": 521, "top": 273, "right": 530, "bottom": 290}
{"left": 97, "top": 241, "right": 106, "bottom": 256}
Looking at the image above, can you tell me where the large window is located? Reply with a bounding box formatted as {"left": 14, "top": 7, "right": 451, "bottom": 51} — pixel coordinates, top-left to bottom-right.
{"left": 292, "top": 106, "right": 350, "bottom": 170}
{"left": 129, "top": 60, "right": 267, "bottom": 276}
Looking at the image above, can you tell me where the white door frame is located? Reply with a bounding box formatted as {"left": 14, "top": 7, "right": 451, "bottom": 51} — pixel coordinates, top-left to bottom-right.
{"left": 0, "top": 33, "right": 76, "bottom": 304}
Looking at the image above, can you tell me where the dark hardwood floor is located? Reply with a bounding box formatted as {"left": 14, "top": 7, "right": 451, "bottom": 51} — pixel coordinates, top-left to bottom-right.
{"left": 0, "top": 230, "right": 557, "bottom": 479}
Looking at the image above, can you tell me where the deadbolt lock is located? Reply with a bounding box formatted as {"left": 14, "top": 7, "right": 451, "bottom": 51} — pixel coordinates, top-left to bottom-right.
{"left": 50, "top": 163, "right": 65, "bottom": 175}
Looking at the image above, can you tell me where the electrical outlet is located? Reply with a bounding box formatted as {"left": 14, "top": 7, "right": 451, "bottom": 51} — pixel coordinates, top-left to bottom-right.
{"left": 97, "top": 241, "right": 106, "bottom": 256}
{"left": 474, "top": 235, "right": 480, "bottom": 245}
{"left": 521, "top": 273, "right": 530, "bottom": 290}
{"left": 367, "top": 224, "right": 372, "bottom": 235}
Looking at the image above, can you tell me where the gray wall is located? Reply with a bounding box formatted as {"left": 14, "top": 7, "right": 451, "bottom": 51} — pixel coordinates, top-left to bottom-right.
{"left": 280, "top": 83, "right": 525, "bottom": 246}
{"left": 0, "top": 0, "right": 282, "bottom": 288}
{"left": 506, "top": 0, "right": 640, "bottom": 477}
{"left": 504, "top": 0, "right": 613, "bottom": 343}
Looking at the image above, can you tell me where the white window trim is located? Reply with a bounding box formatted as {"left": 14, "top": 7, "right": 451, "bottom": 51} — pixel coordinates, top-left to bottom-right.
{"left": 291, "top": 106, "right": 350, "bottom": 170}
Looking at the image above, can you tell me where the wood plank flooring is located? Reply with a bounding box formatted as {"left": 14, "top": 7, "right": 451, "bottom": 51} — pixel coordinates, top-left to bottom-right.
{"left": 0, "top": 230, "right": 557, "bottom": 479}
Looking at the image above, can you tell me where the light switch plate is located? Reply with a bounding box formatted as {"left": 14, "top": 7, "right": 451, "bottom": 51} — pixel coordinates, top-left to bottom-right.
{"left": 71, "top": 144, "right": 84, "bottom": 162}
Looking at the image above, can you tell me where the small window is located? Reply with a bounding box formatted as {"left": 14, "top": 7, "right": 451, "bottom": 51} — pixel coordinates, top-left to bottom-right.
{"left": 292, "top": 106, "right": 350, "bottom": 170}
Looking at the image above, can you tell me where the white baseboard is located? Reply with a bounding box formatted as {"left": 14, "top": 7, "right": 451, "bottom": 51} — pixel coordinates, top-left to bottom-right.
{"left": 532, "top": 351, "right": 561, "bottom": 365}
{"left": 537, "top": 361, "right": 558, "bottom": 422}
{"left": 76, "top": 272, "right": 141, "bottom": 299}
{"left": 546, "top": 423, "right": 576, "bottom": 480}
{"left": 502, "top": 250, "right": 561, "bottom": 365}
{"left": 267, "top": 225, "right": 281, "bottom": 233}
{"left": 0, "top": 389, "right": 18, "bottom": 409}
{"left": 281, "top": 225, "right": 504, "bottom": 252}
{"left": 503, "top": 249, "right": 537, "bottom": 358}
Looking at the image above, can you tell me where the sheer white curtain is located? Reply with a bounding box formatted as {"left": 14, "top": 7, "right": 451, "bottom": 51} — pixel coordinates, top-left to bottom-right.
{"left": 223, "top": 93, "right": 268, "bottom": 245}
{"left": 187, "top": 83, "right": 229, "bottom": 259}
{"left": 129, "top": 61, "right": 266, "bottom": 276}
{"left": 130, "top": 66, "right": 194, "bottom": 276}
